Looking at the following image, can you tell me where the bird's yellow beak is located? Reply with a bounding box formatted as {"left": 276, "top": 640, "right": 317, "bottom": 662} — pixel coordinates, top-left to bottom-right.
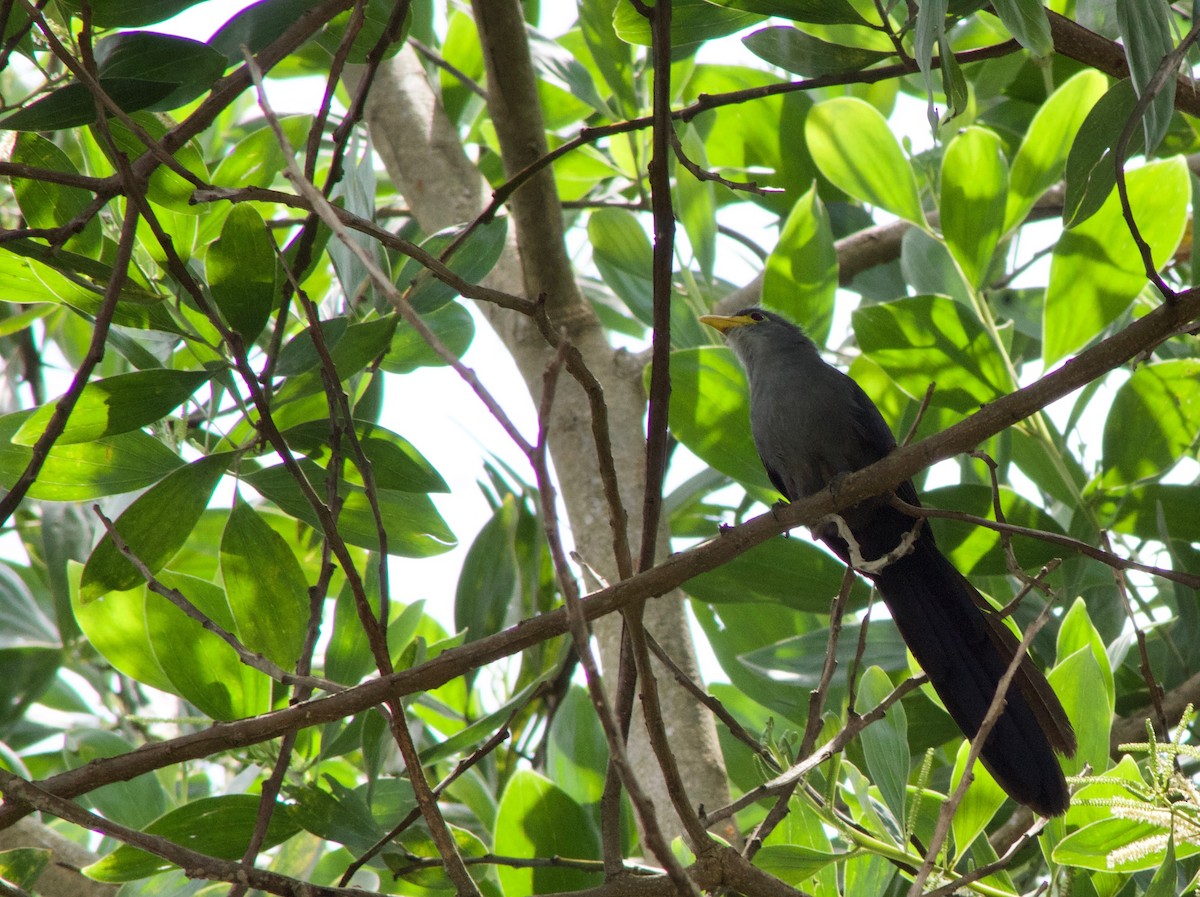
{"left": 699, "top": 313, "right": 755, "bottom": 334}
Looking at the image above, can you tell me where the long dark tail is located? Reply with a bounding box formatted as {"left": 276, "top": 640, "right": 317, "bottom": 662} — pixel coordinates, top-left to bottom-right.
{"left": 871, "top": 532, "right": 1076, "bottom": 816}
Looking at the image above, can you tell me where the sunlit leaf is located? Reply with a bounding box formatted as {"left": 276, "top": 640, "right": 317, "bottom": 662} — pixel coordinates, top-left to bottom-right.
{"left": 0, "top": 411, "right": 184, "bottom": 501}
{"left": 806, "top": 97, "right": 925, "bottom": 226}
{"left": 1005, "top": 70, "right": 1108, "bottom": 232}
{"left": 763, "top": 184, "right": 837, "bottom": 345}
{"left": 14, "top": 369, "right": 211, "bottom": 447}
{"left": 220, "top": 497, "right": 309, "bottom": 670}
{"left": 79, "top": 453, "right": 232, "bottom": 603}
{"left": 853, "top": 295, "right": 1013, "bottom": 412}
{"left": 1101, "top": 360, "right": 1200, "bottom": 484}
{"left": 1046, "top": 157, "right": 1188, "bottom": 365}
{"left": 494, "top": 771, "right": 602, "bottom": 895}
{"left": 208, "top": 204, "right": 278, "bottom": 342}
{"left": 858, "top": 665, "right": 908, "bottom": 824}
{"left": 940, "top": 127, "right": 1007, "bottom": 290}
{"left": 243, "top": 459, "right": 456, "bottom": 557}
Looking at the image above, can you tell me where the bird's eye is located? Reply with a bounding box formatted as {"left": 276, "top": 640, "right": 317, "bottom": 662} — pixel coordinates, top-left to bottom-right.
{"left": 749, "top": 311, "right": 765, "bottom": 322}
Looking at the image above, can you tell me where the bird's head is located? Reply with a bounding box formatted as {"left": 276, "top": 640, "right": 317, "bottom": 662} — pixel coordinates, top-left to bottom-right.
{"left": 699, "top": 307, "right": 816, "bottom": 368}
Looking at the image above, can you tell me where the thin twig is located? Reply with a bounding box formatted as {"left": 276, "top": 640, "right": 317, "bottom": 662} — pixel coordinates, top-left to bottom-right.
{"left": 1103, "top": 530, "right": 1168, "bottom": 736}
{"left": 888, "top": 495, "right": 1200, "bottom": 589}
{"left": 1111, "top": 19, "right": 1200, "bottom": 302}
{"left": 702, "top": 674, "right": 927, "bottom": 828}
{"left": 91, "top": 506, "right": 342, "bottom": 692}
{"left": 644, "top": 633, "right": 778, "bottom": 772}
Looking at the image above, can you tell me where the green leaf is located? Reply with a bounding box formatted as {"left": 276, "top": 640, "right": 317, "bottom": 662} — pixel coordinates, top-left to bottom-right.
{"left": 858, "top": 665, "right": 908, "bottom": 824}
{"left": 10, "top": 134, "right": 99, "bottom": 255}
{"left": 1098, "top": 483, "right": 1200, "bottom": 544}
{"left": 913, "top": 0, "right": 949, "bottom": 129}
{"left": 280, "top": 420, "right": 449, "bottom": 493}
{"left": 93, "top": 31, "right": 227, "bottom": 111}
{"left": 661, "top": 347, "right": 774, "bottom": 493}
{"left": 590, "top": 208, "right": 653, "bottom": 324}
{"left": 742, "top": 26, "right": 890, "bottom": 77}
{"left": 1, "top": 79, "right": 177, "bottom": 131}
{"left": 455, "top": 495, "right": 519, "bottom": 644}
{"left": 613, "top": 0, "right": 764, "bottom": 49}
{"left": 69, "top": 562, "right": 174, "bottom": 693}
{"left": 707, "top": 0, "right": 867, "bottom": 23}
{"left": 420, "top": 670, "right": 555, "bottom": 767}
{"left": 1101, "top": 360, "right": 1200, "bottom": 484}
{"left": 145, "top": 570, "right": 272, "bottom": 719}
{"left": 1046, "top": 156, "right": 1188, "bottom": 365}
{"left": 315, "top": 0, "right": 410, "bottom": 65}
{"left": 243, "top": 459, "right": 456, "bottom": 557}
{"left": 990, "top": 0, "right": 1053, "bottom": 56}
{"left": 102, "top": 114, "right": 210, "bottom": 215}
{"left": 1062, "top": 80, "right": 1142, "bottom": 229}
{"left": 220, "top": 497, "right": 309, "bottom": 670}
{"left": 14, "top": 369, "right": 211, "bottom": 447}
{"left": 494, "top": 770, "right": 602, "bottom": 895}
{"left": 949, "top": 738, "right": 1006, "bottom": 860}
{"left": 752, "top": 845, "right": 846, "bottom": 885}
{"left": 212, "top": 116, "right": 312, "bottom": 188}
{"left": 324, "top": 585, "right": 381, "bottom": 686}
{"left": 806, "top": 97, "right": 926, "bottom": 226}
{"left": 208, "top": 204, "right": 278, "bottom": 342}
{"left": 1053, "top": 818, "right": 1200, "bottom": 872}
{"left": 89, "top": 0, "right": 205, "bottom": 27}
{"left": 682, "top": 536, "right": 865, "bottom": 614}
{"left": 79, "top": 453, "right": 232, "bottom": 603}
{"left": 0, "top": 411, "right": 184, "bottom": 501}
{"left": 1056, "top": 597, "right": 1114, "bottom": 709}
{"left": 0, "top": 848, "right": 50, "bottom": 891}
{"left": 763, "top": 184, "right": 837, "bottom": 346}
{"left": 1048, "top": 646, "right": 1111, "bottom": 778}
{"left": 208, "top": 0, "right": 316, "bottom": 64}
{"left": 547, "top": 685, "right": 608, "bottom": 806}
{"left": 579, "top": 0, "right": 636, "bottom": 115}
{"left": 272, "top": 316, "right": 398, "bottom": 404}
{"left": 380, "top": 301, "right": 475, "bottom": 374}
{"left": 1005, "top": 70, "right": 1108, "bottom": 232}
{"left": 63, "top": 730, "right": 168, "bottom": 829}
{"left": 853, "top": 295, "right": 1013, "bottom": 413}
{"left": 1117, "top": 0, "right": 1175, "bottom": 155}
{"left": 1144, "top": 834, "right": 1178, "bottom": 897}
{"left": 676, "top": 124, "right": 717, "bottom": 279}
{"left": 0, "top": 564, "right": 58, "bottom": 649}
{"left": 940, "top": 127, "right": 1008, "bottom": 290}
{"left": 287, "top": 779, "right": 399, "bottom": 853}
{"left": 899, "top": 228, "right": 970, "bottom": 305}
{"left": 84, "top": 796, "right": 300, "bottom": 882}
{"left": 394, "top": 217, "right": 508, "bottom": 313}
{"left": 390, "top": 824, "right": 489, "bottom": 891}
{"left": 925, "top": 484, "right": 1064, "bottom": 577}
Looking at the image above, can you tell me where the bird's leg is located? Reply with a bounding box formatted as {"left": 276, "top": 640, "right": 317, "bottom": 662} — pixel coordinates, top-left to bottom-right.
{"left": 820, "top": 512, "right": 924, "bottom": 575}
{"left": 769, "top": 498, "right": 792, "bottom": 537}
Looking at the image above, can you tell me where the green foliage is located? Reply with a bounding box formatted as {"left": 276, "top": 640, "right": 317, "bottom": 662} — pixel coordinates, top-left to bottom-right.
{"left": 1, "top": 0, "right": 1198, "bottom": 895}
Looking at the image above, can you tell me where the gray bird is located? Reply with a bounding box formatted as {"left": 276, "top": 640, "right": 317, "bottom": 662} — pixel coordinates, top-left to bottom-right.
{"left": 701, "top": 307, "right": 1076, "bottom": 816}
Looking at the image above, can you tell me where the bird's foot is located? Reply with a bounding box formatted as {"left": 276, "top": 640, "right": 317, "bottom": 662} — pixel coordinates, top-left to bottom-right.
{"left": 819, "top": 513, "right": 921, "bottom": 574}
{"left": 770, "top": 499, "right": 792, "bottom": 536}
{"left": 825, "top": 471, "right": 851, "bottom": 497}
